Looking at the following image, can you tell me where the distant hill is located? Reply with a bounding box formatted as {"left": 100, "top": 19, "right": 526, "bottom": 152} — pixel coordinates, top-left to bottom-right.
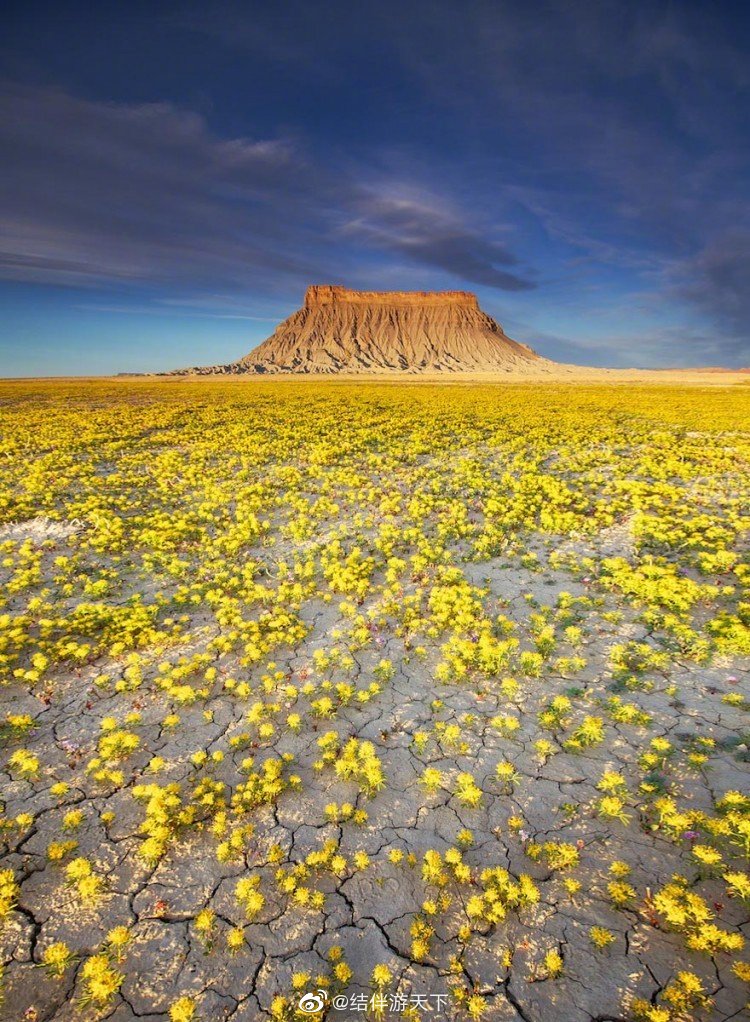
{"left": 167, "top": 285, "right": 555, "bottom": 374}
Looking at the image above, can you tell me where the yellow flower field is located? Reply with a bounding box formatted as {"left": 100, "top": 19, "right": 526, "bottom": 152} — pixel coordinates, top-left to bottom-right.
{"left": 0, "top": 378, "right": 748, "bottom": 1021}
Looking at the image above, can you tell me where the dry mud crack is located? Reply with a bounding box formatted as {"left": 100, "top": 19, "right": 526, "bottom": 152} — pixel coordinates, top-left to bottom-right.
{"left": 0, "top": 380, "right": 748, "bottom": 1022}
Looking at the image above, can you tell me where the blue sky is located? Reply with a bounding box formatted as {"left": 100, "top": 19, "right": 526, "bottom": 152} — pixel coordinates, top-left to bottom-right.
{"left": 1, "top": 0, "right": 749, "bottom": 375}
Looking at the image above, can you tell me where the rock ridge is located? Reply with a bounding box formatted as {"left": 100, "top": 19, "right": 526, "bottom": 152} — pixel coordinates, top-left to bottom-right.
{"left": 304, "top": 285, "right": 479, "bottom": 308}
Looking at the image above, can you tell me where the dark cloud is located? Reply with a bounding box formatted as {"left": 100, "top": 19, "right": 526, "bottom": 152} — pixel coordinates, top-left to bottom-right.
{"left": 341, "top": 194, "right": 534, "bottom": 292}
{"left": 672, "top": 231, "right": 750, "bottom": 356}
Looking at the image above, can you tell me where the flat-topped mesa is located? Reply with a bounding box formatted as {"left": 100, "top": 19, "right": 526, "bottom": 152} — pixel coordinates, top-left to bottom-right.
{"left": 166, "top": 284, "right": 556, "bottom": 375}
{"left": 304, "top": 285, "right": 479, "bottom": 308}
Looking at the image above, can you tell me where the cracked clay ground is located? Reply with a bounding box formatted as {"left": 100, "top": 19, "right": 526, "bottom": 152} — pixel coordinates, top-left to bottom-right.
{"left": 0, "top": 380, "right": 748, "bottom": 1022}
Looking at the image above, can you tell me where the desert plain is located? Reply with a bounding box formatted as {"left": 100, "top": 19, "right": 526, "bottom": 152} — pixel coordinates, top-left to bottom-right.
{"left": 0, "top": 374, "right": 748, "bottom": 1022}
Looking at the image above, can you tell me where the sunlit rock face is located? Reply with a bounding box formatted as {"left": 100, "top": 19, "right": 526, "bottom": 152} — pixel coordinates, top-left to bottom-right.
{"left": 169, "top": 286, "right": 553, "bottom": 374}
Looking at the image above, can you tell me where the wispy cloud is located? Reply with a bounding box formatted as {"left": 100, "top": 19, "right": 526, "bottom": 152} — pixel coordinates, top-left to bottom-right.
{"left": 0, "top": 84, "right": 322, "bottom": 292}
{"left": 75, "top": 303, "right": 279, "bottom": 320}
{"left": 0, "top": 83, "right": 532, "bottom": 300}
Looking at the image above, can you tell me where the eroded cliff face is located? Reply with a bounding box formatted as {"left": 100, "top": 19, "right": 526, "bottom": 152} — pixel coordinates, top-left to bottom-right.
{"left": 169, "top": 286, "right": 552, "bottom": 374}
